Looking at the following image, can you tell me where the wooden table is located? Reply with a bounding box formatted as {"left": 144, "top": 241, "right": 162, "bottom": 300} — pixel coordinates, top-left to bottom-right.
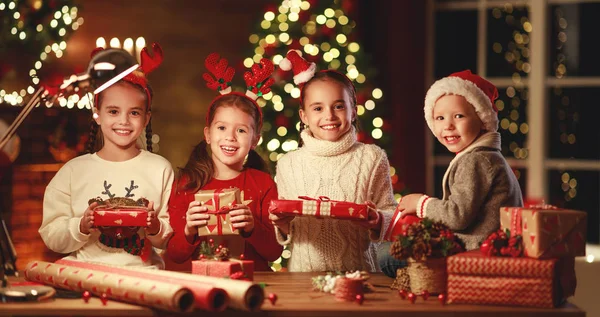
{"left": 0, "top": 272, "right": 585, "bottom": 316}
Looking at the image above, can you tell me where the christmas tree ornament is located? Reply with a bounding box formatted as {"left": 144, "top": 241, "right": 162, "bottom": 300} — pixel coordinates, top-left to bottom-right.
{"left": 407, "top": 292, "right": 416, "bottom": 304}
{"left": 355, "top": 294, "right": 364, "bottom": 305}
{"left": 82, "top": 290, "right": 91, "bottom": 303}
{"left": 100, "top": 293, "right": 108, "bottom": 305}
{"left": 438, "top": 293, "right": 446, "bottom": 305}
{"left": 398, "top": 289, "right": 407, "bottom": 299}
{"left": 422, "top": 290, "right": 430, "bottom": 301}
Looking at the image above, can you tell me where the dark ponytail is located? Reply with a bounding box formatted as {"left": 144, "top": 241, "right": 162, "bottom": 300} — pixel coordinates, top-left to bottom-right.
{"left": 87, "top": 119, "right": 99, "bottom": 154}
{"left": 145, "top": 120, "right": 153, "bottom": 152}
{"left": 178, "top": 140, "right": 215, "bottom": 193}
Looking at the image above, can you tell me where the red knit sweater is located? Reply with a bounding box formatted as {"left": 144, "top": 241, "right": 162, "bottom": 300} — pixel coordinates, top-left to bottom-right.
{"left": 166, "top": 168, "right": 282, "bottom": 271}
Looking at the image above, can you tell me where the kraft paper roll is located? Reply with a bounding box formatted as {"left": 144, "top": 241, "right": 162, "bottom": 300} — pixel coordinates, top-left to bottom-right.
{"left": 24, "top": 261, "right": 194, "bottom": 313}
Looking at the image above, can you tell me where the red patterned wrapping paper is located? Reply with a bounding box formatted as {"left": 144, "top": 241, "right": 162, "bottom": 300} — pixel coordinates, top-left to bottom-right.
{"left": 447, "top": 251, "right": 576, "bottom": 308}
{"left": 195, "top": 188, "right": 241, "bottom": 236}
{"left": 269, "top": 196, "right": 368, "bottom": 220}
{"left": 93, "top": 207, "right": 148, "bottom": 227}
{"left": 56, "top": 259, "right": 228, "bottom": 312}
{"left": 500, "top": 206, "right": 587, "bottom": 258}
{"left": 25, "top": 261, "right": 194, "bottom": 312}
{"left": 192, "top": 259, "right": 254, "bottom": 281}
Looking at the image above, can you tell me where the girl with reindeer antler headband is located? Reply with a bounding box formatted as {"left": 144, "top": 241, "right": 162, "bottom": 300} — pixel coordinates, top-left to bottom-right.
{"left": 40, "top": 43, "right": 175, "bottom": 269}
{"left": 166, "top": 53, "right": 282, "bottom": 271}
{"left": 268, "top": 50, "right": 396, "bottom": 273}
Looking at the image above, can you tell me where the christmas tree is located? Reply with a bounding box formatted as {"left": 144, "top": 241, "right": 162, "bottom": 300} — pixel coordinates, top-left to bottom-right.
{"left": 245, "top": 0, "right": 403, "bottom": 271}
{"left": 0, "top": 0, "right": 83, "bottom": 106}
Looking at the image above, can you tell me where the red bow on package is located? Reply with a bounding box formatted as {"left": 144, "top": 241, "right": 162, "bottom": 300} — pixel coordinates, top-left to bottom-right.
{"left": 269, "top": 196, "right": 369, "bottom": 220}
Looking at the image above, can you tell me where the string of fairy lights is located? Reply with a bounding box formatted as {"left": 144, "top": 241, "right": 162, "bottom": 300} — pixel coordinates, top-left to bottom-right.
{"left": 0, "top": 1, "right": 83, "bottom": 107}
{"left": 245, "top": 0, "right": 400, "bottom": 204}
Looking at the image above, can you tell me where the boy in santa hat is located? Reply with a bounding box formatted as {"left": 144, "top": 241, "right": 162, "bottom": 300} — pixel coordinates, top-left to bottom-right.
{"left": 380, "top": 70, "right": 524, "bottom": 276}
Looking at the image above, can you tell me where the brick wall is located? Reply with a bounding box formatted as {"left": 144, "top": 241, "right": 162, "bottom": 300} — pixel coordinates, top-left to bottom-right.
{"left": 9, "top": 164, "right": 63, "bottom": 270}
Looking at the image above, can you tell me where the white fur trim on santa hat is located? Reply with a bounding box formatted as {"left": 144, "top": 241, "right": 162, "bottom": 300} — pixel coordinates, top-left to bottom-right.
{"left": 424, "top": 76, "right": 499, "bottom": 133}
{"left": 293, "top": 62, "right": 317, "bottom": 85}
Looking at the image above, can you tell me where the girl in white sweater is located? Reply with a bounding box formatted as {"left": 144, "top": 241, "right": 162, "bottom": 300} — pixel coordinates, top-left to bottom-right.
{"left": 269, "top": 51, "right": 396, "bottom": 272}
{"left": 39, "top": 45, "right": 173, "bottom": 268}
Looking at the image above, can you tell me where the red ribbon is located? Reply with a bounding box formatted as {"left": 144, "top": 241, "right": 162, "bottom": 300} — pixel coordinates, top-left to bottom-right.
{"left": 510, "top": 208, "right": 523, "bottom": 235}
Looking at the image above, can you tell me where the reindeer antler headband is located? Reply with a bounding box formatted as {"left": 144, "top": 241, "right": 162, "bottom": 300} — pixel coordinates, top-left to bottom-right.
{"left": 203, "top": 53, "right": 275, "bottom": 130}
{"left": 92, "top": 43, "right": 164, "bottom": 109}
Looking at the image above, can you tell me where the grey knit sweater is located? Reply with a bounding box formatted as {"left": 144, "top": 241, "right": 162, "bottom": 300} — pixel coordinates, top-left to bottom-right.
{"left": 416, "top": 132, "right": 523, "bottom": 250}
{"left": 274, "top": 127, "right": 396, "bottom": 272}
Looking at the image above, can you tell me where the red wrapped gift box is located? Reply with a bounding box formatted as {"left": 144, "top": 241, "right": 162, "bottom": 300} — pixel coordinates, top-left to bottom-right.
{"left": 500, "top": 205, "right": 587, "bottom": 258}
{"left": 93, "top": 207, "right": 148, "bottom": 227}
{"left": 192, "top": 259, "right": 254, "bottom": 281}
{"left": 269, "top": 196, "right": 368, "bottom": 220}
{"left": 195, "top": 188, "right": 242, "bottom": 236}
{"left": 447, "top": 251, "right": 576, "bottom": 308}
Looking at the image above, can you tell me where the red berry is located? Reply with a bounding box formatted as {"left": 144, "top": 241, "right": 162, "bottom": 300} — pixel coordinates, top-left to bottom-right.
{"left": 100, "top": 293, "right": 108, "bottom": 305}
{"left": 239, "top": 254, "right": 245, "bottom": 260}
{"left": 408, "top": 293, "right": 416, "bottom": 304}
{"left": 438, "top": 293, "right": 446, "bottom": 305}
{"left": 398, "top": 289, "right": 407, "bottom": 299}
{"left": 209, "top": 238, "right": 214, "bottom": 245}
{"left": 268, "top": 293, "right": 278, "bottom": 305}
{"left": 422, "top": 290, "right": 430, "bottom": 300}
{"left": 82, "top": 291, "right": 91, "bottom": 303}
{"left": 355, "top": 294, "right": 364, "bottom": 305}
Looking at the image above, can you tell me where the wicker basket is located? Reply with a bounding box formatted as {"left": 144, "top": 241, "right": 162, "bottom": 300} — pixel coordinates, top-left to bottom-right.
{"left": 406, "top": 257, "right": 447, "bottom": 294}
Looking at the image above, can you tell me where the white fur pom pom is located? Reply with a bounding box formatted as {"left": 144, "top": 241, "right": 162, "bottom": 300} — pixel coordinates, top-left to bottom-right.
{"left": 279, "top": 58, "right": 291, "bottom": 71}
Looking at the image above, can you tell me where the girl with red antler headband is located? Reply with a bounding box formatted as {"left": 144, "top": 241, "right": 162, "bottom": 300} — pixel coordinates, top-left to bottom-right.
{"left": 268, "top": 50, "right": 396, "bottom": 272}
{"left": 40, "top": 44, "right": 175, "bottom": 269}
{"left": 166, "top": 53, "right": 282, "bottom": 271}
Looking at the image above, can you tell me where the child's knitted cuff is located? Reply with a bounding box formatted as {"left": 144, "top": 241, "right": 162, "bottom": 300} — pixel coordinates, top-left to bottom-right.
{"left": 416, "top": 195, "right": 431, "bottom": 218}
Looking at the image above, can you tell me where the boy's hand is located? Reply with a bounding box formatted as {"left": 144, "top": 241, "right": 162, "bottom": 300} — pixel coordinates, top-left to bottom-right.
{"left": 79, "top": 202, "right": 98, "bottom": 235}
{"left": 145, "top": 201, "right": 161, "bottom": 235}
{"left": 184, "top": 200, "right": 210, "bottom": 239}
{"left": 399, "top": 194, "right": 424, "bottom": 218}
{"left": 229, "top": 204, "right": 254, "bottom": 234}
{"left": 352, "top": 201, "right": 381, "bottom": 230}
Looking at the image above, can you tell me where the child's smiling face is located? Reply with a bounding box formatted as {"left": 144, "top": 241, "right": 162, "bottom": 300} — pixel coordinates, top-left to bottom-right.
{"left": 299, "top": 78, "right": 355, "bottom": 142}
{"left": 432, "top": 94, "right": 484, "bottom": 153}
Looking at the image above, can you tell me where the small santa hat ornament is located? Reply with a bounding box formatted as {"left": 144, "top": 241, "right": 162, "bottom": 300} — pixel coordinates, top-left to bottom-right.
{"left": 424, "top": 70, "right": 499, "bottom": 133}
{"left": 279, "top": 50, "right": 317, "bottom": 85}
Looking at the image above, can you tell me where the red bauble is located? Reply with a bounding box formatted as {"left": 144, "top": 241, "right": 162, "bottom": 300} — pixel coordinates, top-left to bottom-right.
{"left": 408, "top": 293, "right": 416, "bottom": 304}
{"left": 268, "top": 293, "right": 278, "bottom": 305}
{"left": 355, "top": 294, "right": 364, "bottom": 305}
{"left": 239, "top": 253, "right": 245, "bottom": 260}
{"left": 209, "top": 238, "right": 214, "bottom": 245}
{"left": 100, "top": 293, "right": 108, "bottom": 305}
{"left": 422, "top": 290, "right": 430, "bottom": 301}
{"left": 199, "top": 254, "right": 206, "bottom": 259}
{"left": 82, "top": 291, "right": 91, "bottom": 303}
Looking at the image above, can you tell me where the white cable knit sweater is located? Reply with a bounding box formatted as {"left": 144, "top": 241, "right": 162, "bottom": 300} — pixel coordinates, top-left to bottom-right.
{"left": 274, "top": 127, "right": 396, "bottom": 272}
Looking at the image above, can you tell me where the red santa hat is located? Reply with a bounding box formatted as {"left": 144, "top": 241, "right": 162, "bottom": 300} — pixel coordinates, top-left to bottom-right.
{"left": 279, "top": 50, "right": 317, "bottom": 85}
{"left": 424, "top": 70, "right": 499, "bottom": 133}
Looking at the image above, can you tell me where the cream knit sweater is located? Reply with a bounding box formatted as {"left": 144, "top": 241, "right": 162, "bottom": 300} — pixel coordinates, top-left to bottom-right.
{"left": 274, "top": 128, "right": 396, "bottom": 272}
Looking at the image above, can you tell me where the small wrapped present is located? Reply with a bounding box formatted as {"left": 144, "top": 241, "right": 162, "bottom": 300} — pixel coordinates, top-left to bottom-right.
{"left": 192, "top": 258, "right": 254, "bottom": 281}
{"left": 195, "top": 188, "right": 241, "bottom": 236}
{"left": 447, "top": 250, "right": 576, "bottom": 308}
{"left": 93, "top": 207, "right": 148, "bottom": 227}
{"left": 269, "top": 196, "right": 368, "bottom": 220}
{"left": 500, "top": 205, "right": 587, "bottom": 258}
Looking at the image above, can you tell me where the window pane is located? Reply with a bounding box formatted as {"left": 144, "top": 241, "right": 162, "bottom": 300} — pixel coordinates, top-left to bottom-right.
{"left": 486, "top": 5, "right": 530, "bottom": 78}
{"left": 550, "top": 4, "right": 600, "bottom": 77}
{"left": 434, "top": 10, "right": 477, "bottom": 78}
{"left": 497, "top": 87, "right": 528, "bottom": 159}
{"left": 548, "top": 87, "right": 600, "bottom": 160}
{"left": 549, "top": 170, "right": 600, "bottom": 243}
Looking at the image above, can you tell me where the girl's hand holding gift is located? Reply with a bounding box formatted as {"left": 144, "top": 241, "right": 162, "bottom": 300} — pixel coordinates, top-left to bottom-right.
{"left": 145, "top": 201, "right": 160, "bottom": 235}
{"left": 183, "top": 200, "right": 211, "bottom": 239}
{"left": 79, "top": 202, "right": 98, "bottom": 235}
{"left": 229, "top": 204, "right": 255, "bottom": 234}
{"left": 352, "top": 201, "right": 382, "bottom": 230}
{"left": 268, "top": 203, "right": 295, "bottom": 235}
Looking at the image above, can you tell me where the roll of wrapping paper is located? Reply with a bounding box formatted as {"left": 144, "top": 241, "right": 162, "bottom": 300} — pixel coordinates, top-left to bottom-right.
{"left": 24, "top": 261, "right": 194, "bottom": 313}
{"left": 57, "top": 259, "right": 263, "bottom": 311}
{"left": 56, "top": 259, "right": 228, "bottom": 312}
